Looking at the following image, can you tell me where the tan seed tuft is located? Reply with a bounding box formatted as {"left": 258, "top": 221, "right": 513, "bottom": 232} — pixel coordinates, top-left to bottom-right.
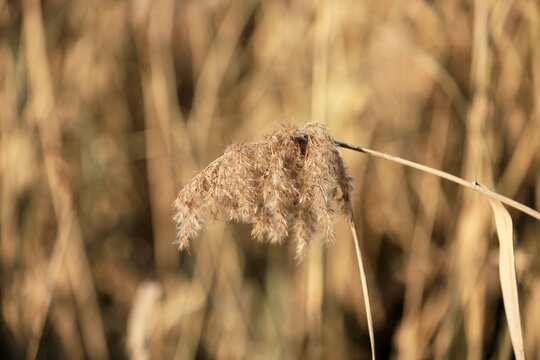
{"left": 172, "top": 122, "right": 353, "bottom": 259}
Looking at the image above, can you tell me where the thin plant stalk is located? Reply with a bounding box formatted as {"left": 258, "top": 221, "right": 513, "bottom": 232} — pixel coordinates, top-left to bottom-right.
{"left": 334, "top": 140, "right": 540, "bottom": 220}
{"left": 347, "top": 208, "right": 376, "bottom": 360}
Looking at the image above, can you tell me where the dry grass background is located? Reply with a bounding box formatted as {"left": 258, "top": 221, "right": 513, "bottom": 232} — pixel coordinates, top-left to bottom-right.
{"left": 1, "top": 0, "right": 539, "bottom": 359}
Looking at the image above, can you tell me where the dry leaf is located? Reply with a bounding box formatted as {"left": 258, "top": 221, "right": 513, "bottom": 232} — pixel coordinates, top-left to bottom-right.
{"left": 488, "top": 199, "right": 526, "bottom": 360}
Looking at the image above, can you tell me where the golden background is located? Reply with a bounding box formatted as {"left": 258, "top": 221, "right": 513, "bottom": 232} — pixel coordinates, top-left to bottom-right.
{"left": 1, "top": 0, "right": 539, "bottom": 358}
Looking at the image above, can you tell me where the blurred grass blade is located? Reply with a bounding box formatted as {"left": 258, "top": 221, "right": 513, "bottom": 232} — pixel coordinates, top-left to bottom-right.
{"left": 488, "top": 199, "right": 526, "bottom": 360}
{"left": 347, "top": 209, "right": 376, "bottom": 360}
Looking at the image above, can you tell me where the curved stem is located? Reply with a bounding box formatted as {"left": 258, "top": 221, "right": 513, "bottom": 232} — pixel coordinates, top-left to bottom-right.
{"left": 334, "top": 140, "right": 540, "bottom": 221}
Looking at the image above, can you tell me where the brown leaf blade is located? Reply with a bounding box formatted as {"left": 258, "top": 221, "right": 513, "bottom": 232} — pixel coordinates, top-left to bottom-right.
{"left": 488, "top": 199, "right": 526, "bottom": 360}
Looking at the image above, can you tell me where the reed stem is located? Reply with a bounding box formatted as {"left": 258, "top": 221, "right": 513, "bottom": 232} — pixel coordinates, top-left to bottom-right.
{"left": 334, "top": 140, "right": 540, "bottom": 221}
{"left": 347, "top": 208, "right": 376, "bottom": 360}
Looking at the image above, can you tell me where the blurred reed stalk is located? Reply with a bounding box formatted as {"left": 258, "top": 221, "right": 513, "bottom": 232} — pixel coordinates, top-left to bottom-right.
{"left": 22, "top": 0, "right": 108, "bottom": 358}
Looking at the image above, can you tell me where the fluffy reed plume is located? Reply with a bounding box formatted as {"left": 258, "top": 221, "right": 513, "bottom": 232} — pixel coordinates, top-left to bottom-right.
{"left": 173, "top": 123, "right": 353, "bottom": 258}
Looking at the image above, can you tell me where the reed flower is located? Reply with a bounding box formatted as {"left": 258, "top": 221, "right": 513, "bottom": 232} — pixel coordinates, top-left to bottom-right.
{"left": 172, "top": 123, "right": 353, "bottom": 258}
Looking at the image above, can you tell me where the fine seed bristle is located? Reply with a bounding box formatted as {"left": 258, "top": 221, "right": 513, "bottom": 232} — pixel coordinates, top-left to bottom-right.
{"left": 172, "top": 122, "right": 353, "bottom": 259}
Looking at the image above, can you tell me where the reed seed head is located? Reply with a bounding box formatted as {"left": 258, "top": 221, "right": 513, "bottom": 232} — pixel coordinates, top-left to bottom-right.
{"left": 172, "top": 122, "right": 353, "bottom": 259}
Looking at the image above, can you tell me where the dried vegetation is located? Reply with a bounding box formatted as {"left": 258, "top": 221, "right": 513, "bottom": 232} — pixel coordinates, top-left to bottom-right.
{"left": 1, "top": 0, "right": 540, "bottom": 359}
